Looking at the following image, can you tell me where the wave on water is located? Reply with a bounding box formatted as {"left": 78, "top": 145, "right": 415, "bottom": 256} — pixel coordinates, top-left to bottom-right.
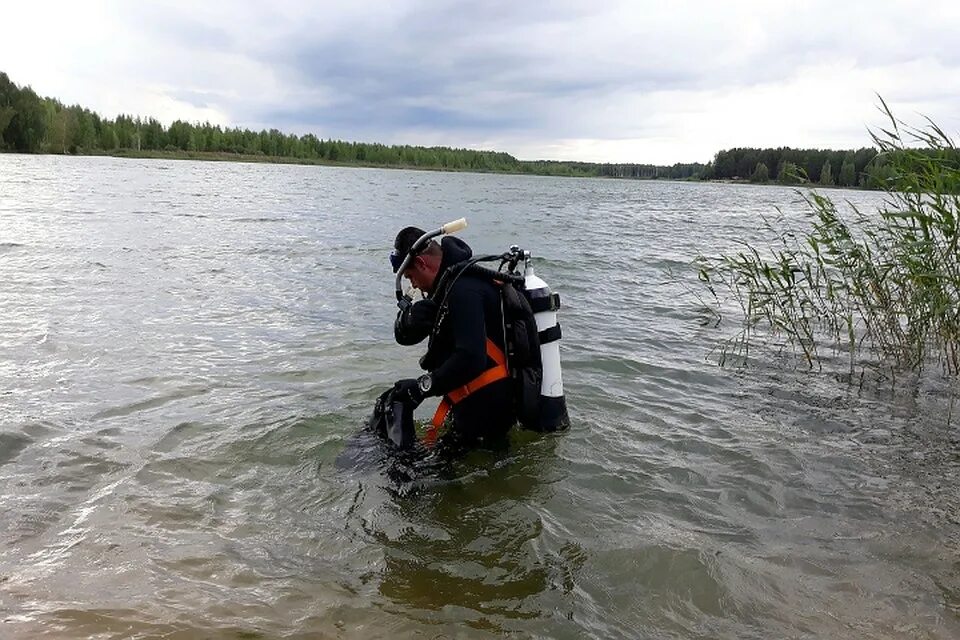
{"left": 2, "top": 156, "right": 959, "bottom": 639}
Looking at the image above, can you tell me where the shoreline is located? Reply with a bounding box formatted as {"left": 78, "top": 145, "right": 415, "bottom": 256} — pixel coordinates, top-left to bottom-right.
{"left": 1, "top": 150, "right": 873, "bottom": 190}
{"left": 705, "top": 177, "right": 871, "bottom": 191}
{"left": 0, "top": 149, "right": 694, "bottom": 182}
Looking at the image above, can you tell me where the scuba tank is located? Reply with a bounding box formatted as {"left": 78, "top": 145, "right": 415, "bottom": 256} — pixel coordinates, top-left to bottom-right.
{"left": 509, "top": 247, "right": 569, "bottom": 431}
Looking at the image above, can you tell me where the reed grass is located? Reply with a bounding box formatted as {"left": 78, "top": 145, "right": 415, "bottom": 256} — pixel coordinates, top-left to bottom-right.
{"left": 697, "top": 101, "right": 960, "bottom": 376}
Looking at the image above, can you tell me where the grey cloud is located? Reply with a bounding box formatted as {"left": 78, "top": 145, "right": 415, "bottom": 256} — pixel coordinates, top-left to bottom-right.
{"left": 122, "top": 5, "right": 235, "bottom": 51}
{"left": 94, "top": 1, "right": 960, "bottom": 161}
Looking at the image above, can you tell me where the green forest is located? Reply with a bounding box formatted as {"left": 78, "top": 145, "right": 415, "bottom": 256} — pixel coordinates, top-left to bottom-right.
{"left": 0, "top": 69, "right": 938, "bottom": 188}
{"left": 704, "top": 146, "right": 893, "bottom": 188}
{"left": 0, "top": 71, "right": 708, "bottom": 180}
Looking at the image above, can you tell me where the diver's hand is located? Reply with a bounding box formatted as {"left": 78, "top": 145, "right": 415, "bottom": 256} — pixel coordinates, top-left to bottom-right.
{"left": 394, "top": 299, "right": 437, "bottom": 346}
{"left": 394, "top": 378, "right": 424, "bottom": 407}
{"left": 407, "top": 299, "right": 438, "bottom": 326}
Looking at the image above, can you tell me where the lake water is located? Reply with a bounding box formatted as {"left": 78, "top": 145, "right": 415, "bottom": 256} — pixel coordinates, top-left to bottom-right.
{"left": 1, "top": 154, "right": 958, "bottom": 639}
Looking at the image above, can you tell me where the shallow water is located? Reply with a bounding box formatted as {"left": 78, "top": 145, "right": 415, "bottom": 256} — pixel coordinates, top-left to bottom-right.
{"left": 1, "top": 155, "right": 958, "bottom": 639}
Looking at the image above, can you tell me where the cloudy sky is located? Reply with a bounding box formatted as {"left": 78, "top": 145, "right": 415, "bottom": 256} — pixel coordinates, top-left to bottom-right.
{"left": 2, "top": 1, "right": 958, "bottom": 163}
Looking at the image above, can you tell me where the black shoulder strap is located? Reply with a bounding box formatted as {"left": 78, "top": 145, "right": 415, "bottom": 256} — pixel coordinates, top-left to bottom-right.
{"left": 425, "top": 258, "right": 483, "bottom": 349}
{"left": 427, "top": 255, "right": 526, "bottom": 347}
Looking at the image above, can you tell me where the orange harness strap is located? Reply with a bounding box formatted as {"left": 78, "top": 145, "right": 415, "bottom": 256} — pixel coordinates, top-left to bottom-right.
{"left": 423, "top": 338, "right": 509, "bottom": 447}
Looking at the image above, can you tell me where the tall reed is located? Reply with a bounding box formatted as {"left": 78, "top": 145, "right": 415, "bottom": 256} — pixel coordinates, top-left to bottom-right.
{"left": 698, "top": 102, "right": 960, "bottom": 376}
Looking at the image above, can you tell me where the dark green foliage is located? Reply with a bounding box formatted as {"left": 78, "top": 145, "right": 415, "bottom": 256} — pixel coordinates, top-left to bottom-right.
{"left": 750, "top": 162, "right": 769, "bottom": 183}
{"left": 777, "top": 161, "right": 805, "bottom": 185}
{"left": 73, "top": 109, "right": 97, "bottom": 151}
{"left": 820, "top": 160, "right": 834, "bottom": 186}
{"left": 838, "top": 159, "right": 857, "bottom": 187}
{"left": 1, "top": 72, "right": 47, "bottom": 152}
{"left": 698, "top": 103, "right": 960, "bottom": 376}
{"left": 0, "top": 70, "right": 707, "bottom": 180}
{"left": 709, "top": 145, "right": 878, "bottom": 187}
{"left": 594, "top": 162, "right": 705, "bottom": 180}
{"left": 0, "top": 73, "right": 19, "bottom": 143}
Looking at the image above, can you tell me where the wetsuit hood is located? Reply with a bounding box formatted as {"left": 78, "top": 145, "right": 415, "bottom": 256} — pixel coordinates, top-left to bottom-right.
{"left": 430, "top": 236, "right": 473, "bottom": 294}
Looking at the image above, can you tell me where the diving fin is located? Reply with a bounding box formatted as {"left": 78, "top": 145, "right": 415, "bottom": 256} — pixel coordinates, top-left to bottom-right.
{"left": 369, "top": 386, "right": 416, "bottom": 449}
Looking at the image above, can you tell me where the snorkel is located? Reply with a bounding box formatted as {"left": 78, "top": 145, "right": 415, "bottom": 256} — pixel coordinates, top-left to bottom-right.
{"left": 393, "top": 217, "right": 468, "bottom": 308}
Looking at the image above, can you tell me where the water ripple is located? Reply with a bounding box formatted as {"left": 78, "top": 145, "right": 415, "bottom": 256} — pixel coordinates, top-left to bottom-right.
{"left": 1, "top": 155, "right": 958, "bottom": 639}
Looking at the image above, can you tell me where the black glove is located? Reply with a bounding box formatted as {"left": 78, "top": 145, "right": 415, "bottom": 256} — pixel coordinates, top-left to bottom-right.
{"left": 407, "top": 299, "right": 438, "bottom": 326}
{"left": 395, "top": 299, "right": 438, "bottom": 346}
{"left": 394, "top": 378, "right": 424, "bottom": 407}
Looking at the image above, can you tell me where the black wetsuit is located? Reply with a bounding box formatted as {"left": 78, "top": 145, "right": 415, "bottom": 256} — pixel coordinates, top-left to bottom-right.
{"left": 394, "top": 236, "right": 516, "bottom": 446}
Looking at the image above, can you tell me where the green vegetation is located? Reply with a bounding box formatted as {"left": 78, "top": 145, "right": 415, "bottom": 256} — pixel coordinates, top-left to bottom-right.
{"left": 3, "top": 70, "right": 950, "bottom": 193}
{"left": 0, "top": 71, "right": 704, "bottom": 179}
{"left": 749, "top": 162, "right": 770, "bottom": 183}
{"left": 698, "top": 102, "right": 960, "bottom": 376}
{"left": 706, "top": 146, "right": 881, "bottom": 187}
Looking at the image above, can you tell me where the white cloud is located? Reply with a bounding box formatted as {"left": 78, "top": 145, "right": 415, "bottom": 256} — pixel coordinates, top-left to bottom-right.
{"left": 2, "top": 0, "right": 958, "bottom": 163}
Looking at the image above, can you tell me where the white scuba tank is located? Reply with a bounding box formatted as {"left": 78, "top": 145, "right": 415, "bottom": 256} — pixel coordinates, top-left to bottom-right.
{"left": 523, "top": 259, "right": 570, "bottom": 431}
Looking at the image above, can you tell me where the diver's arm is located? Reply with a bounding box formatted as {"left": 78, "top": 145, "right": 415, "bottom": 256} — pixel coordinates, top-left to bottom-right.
{"left": 428, "top": 282, "right": 488, "bottom": 394}
{"left": 393, "top": 299, "right": 436, "bottom": 345}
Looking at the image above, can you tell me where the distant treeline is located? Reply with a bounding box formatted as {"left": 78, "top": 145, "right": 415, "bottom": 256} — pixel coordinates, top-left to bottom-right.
{"left": 705, "top": 145, "right": 960, "bottom": 190}
{"left": 527, "top": 160, "right": 706, "bottom": 179}
{"left": 704, "top": 146, "right": 886, "bottom": 187}
{"left": 1, "top": 71, "right": 706, "bottom": 179}
{"left": 4, "top": 70, "right": 953, "bottom": 187}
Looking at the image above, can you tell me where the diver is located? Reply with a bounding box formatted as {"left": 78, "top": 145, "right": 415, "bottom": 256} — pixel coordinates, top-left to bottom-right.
{"left": 368, "top": 218, "right": 568, "bottom": 457}
{"left": 389, "top": 224, "right": 517, "bottom": 451}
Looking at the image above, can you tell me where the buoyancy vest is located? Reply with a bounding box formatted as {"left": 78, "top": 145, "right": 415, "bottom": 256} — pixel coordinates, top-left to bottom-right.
{"left": 420, "top": 258, "right": 544, "bottom": 445}
{"left": 423, "top": 337, "right": 509, "bottom": 446}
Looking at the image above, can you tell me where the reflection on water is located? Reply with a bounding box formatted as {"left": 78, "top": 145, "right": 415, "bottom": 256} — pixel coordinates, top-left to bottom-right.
{"left": 1, "top": 154, "right": 959, "bottom": 639}
{"left": 376, "top": 437, "right": 555, "bottom": 627}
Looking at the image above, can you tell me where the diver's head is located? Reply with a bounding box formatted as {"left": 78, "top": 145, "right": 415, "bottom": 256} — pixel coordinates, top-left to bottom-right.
{"left": 391, "top": 226, "right": 443, "bottom": 293}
